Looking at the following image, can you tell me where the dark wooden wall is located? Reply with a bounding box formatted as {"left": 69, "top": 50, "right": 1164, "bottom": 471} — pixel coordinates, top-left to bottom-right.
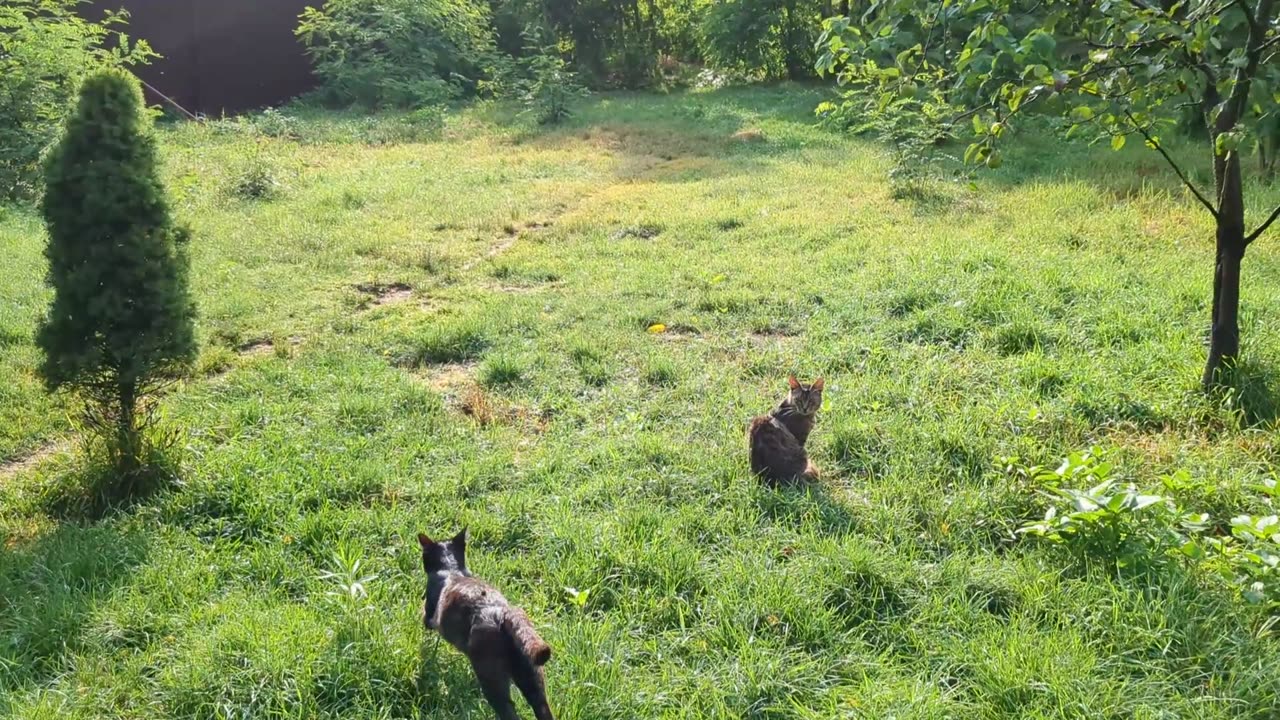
{"left": 87, "top": 0, "right": 317, "bottom": 116}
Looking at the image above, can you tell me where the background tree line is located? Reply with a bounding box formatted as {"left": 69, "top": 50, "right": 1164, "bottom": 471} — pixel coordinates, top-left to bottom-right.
{"left": 295, "top": 0, "right": 848, "bottom": 110}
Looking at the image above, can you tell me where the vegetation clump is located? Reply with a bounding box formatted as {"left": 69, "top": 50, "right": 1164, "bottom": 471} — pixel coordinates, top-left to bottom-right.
{"left": 38, "top": 69, "right": 196, "bottom": 490}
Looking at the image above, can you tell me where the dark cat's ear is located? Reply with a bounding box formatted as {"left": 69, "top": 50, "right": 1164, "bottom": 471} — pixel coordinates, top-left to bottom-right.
{"left": 811, "top": 377, "right": 824, "bottom": 392}
{"left": 452, "top": 528, "right": 468, "bottom": 552}
{"left": 417, "top": 533, "right": 434, "bottom": 550}
{"left": 787, "top": 375, "right": 801, "bottom": 391}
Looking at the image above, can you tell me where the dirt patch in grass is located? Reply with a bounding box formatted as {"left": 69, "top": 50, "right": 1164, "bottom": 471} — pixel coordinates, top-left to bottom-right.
{"left": 415, "top": 362, "right": 478, "bottom": 393}
{"left": 237, "top": 339, "right": 275, "bottom": 356}
{"left": 456, "top": 385, "right": 550, "bottom": 432}
{"left": 355, "top": 282, "right": 414, "bottom": 306}
{"left": 1, "top": 441, "right": 65, "bottom": 481}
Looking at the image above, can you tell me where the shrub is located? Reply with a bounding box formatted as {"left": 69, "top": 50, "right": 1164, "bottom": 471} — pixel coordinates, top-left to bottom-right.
{"left": 519, "top": 26, "right": 588, "bottom": 125}
{"left": 38, "top": 69, "right": 197, "bottom": 487}
{"left": 228, "top": 143, "right": 284, "bottom": 201}
{"left": 296, "top": 0, "right": 497, "bottom": 109}
{"left": 1015, "top": 450, "right": 1280, "bottom": 608}
{"left": 0, "top": 0, "right": 155, "bottom": 201}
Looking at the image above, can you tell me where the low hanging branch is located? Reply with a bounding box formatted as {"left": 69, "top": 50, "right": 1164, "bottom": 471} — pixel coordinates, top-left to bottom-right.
{"left": 1246, "top": 205, "right": 1280, "bottom": 245}
{"left": 1124, "top": 110, "right": 1220, "bottom": 218}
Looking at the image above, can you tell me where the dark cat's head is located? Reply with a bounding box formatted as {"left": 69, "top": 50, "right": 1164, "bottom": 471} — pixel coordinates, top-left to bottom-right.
{"left": 786, "top": 375, "right": 825, "bottom": 415}
{"left": 418, "top": 529, "right": 468, "bottom": 575}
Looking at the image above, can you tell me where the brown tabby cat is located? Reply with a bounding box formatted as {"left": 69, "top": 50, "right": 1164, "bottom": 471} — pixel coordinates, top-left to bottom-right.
{"left": 419, "top": 530, "right": 554, "bottom": 720}
{"left": 747, "top": 375, "right": 825, "bottom": 485}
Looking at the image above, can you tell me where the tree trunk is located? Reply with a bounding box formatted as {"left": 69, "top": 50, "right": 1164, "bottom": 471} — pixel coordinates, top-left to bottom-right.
{"left": 1204, "top": 149, "right": 1247, "bottom": 388}
{"left": 117, "top": 381, "right": 141, "bottom": 477}
{"left": 1204, "top": 226, "right": 1245, "bottom": 388}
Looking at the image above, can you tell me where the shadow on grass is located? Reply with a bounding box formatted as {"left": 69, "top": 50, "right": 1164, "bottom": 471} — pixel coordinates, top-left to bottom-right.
{"left": 37, "top": 444, "right": 183, "bottom": 523}
{"left": 752, "top": 476, "right": 862, "bottom": 536}
{"left": 413, "top": 637, "right": 502, "bottom": 718}
{"left": 494, "top": 84, "right": 832, "bottom": 185}
{"left": 0, "top": 524, "right": 148, "bottom": 693}
{"left": 1215, "top": 357, "right": 1280, "bottom": 427}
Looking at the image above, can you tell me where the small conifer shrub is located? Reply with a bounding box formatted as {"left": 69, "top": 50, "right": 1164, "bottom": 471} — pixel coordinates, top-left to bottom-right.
{"left": 38, "top": 69, "right": 196, "bottom": 489}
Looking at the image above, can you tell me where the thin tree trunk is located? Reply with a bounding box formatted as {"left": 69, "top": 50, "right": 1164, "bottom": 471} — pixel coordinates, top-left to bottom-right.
{"left": 1204, "top": 149, "right": 1247, "bottom": 388}
{"left": 117, "top": 381, "right": 140, "bottom": 477}
{"left": 1204, "top": 228, "right": 1244, "bottom": 387}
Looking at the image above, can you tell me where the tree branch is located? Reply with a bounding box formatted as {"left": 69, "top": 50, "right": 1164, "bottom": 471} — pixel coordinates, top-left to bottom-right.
{"left": 1246, "top": 204, "right": 1280, "bottom": 245}
{"left": 1230, "top": 0, "right": 1261, "bottom": 34}
{"left": 1124, "top": 110, "right": 1220, "bottom": 218}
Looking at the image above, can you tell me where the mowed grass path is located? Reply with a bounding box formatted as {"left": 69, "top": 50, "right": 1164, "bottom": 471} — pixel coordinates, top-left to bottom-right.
{"left": 3, "top": 86, "right": 1280, "bottom": 719}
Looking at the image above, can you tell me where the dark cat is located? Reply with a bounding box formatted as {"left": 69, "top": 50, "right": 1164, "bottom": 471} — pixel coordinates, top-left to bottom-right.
{"left": 747, "top": 375, "right": 824, "bottom": 485}
{"left": 419, "top": 530, "right": 554, "bottom": 720}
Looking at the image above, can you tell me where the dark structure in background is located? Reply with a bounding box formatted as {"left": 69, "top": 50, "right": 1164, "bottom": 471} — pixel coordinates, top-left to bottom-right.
{"left": 88, "top": 0, "right": 316, "bottom": 116}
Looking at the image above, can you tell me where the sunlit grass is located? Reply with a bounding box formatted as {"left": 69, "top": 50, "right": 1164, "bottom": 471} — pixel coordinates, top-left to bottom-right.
{"left": 2, "top": 85, "right": 1279, "bottom": 719}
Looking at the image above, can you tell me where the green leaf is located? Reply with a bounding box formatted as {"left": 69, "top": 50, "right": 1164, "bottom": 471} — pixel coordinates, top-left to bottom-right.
{"left": 1131, "top": 494, "right": 1163, "bottom": 511}
{"left": 1069, "top": 106, "right": 1095, "bottom": 122}
{"left": 1028, "top": 31, "right": 1057, "bottom": 58}
{"left": 1008, "top": 86, "right": 1029, "bottom": 112}
{"left": 1111, "top": 134, "right": 1126, "bottom": 151}
{"left": 1215, "top": 131, "right": 1241, "bottom": 156}
{"left": 973, "top": 113, "right": 986, "bottom": 135}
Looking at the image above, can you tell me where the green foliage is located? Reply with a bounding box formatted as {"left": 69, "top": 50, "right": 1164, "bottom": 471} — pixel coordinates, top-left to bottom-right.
{"left": 519, "top": 26, "right": 588, "bottom": 125}
{"left": 228, "top": 142, "right": 284, "bottom": 201}
{"left": 479, "top": 353, "right": 525, "bottom": 386}
{"left": 296, "top": 0, "right": 497, "bottom": 108}
{"left": 1018, "top": 450, "right": 1280, "bottom": 608}
{"left": 0, "top": 0, "right": 154, "bottom": 201}
{"left": 699, "top": 0, "right": 823, "bottom": 80}
{"left": 38, "top": 69, "right": 196, "bottom": 482}
{"left": 814, "top": 0, "right": 1280, "bottom": 183}
{"left": 543, "top": 0, "right": 660, "bottom": 87}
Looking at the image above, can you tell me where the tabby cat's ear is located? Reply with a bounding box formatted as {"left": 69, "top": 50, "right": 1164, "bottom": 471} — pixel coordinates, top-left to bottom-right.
{"left": 417, "top": 533, "right": 434, "bottom": 550}
{"left": 811, "top": 378, "right": 825, "bottom": 391}
{"left": 787, "top": 375, "right": 801, "bottom": 390}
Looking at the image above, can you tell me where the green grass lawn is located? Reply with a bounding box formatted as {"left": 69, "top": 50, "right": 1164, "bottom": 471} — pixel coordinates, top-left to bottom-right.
{"left": 3, "top": 85, "right": 1280, "bottom": 719}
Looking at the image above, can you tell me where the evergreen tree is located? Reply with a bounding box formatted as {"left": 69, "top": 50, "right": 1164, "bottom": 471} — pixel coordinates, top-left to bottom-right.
{"left": 38, "top": 68, "right": 196, "bottom": 482}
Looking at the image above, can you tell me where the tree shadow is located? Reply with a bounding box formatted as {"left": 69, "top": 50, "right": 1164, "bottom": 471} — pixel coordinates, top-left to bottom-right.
{"left": 493, "top": 84, "right": 831, "bottom": 186}
{"left": 1216, "top": 356, "right": 1280, "bottom": 426}
{"left": 751, "top": 474, "right": 865, "bottom": 537}
{"left": 0, "top": 523, "right": 149, "bottom": 695}
{"left": 412, "top": 637, "right": 501, "bottom": 718}
{"left": 36, "top": 443, "right": 183, "bottom": 523}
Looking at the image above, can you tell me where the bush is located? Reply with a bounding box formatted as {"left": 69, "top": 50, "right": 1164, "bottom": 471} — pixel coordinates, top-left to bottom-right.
{"left": 519, "top": 26, "right": 588, "bottom": 125}
{"left": 0, "top": 1, "right": 154, "bottom": 201}
{"left": 38, "top": 69, "right": 197, "bottom": 487}
{"left": 1014, "top": 450, "right": 1280, "bottom": 609}
{"left": 296, "top": 0, "right": 498, "bottom": 109}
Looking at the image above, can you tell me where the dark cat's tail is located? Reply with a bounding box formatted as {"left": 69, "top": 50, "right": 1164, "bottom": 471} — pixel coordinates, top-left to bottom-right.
{"left": 503, "top": 607, "right": 551, "bottom": 666}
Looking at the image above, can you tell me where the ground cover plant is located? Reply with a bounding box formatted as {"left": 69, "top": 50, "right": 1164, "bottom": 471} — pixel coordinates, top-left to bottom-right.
{"left": 3, "top": 85, "right": 1280, "bottom": 718}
